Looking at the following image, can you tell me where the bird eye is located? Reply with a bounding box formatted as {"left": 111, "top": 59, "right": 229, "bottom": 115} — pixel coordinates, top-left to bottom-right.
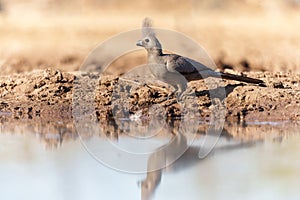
{"left": 145, "top": 38, "right": 150, "bottom": 43}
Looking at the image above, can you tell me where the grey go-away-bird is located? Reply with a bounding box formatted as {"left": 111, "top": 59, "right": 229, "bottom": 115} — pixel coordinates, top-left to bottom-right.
{"left": 136, "top": 18, "right": 264, "bottom": 96}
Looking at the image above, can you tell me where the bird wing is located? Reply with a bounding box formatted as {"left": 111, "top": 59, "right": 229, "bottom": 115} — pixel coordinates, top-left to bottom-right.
{"left": 181, "top": 57, "right": 214, "bottom": 72}
{"left": 165, "top": 55, "right": 196, "bottom": 73}
{"left": 165, "top": 54, "right": 219, "bottom": 81}
{"left": 165, "top": 55, "right": 213, "bottom": 74}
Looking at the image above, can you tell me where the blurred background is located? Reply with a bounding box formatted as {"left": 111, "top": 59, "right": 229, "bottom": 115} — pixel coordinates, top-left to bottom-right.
{"left": 0, "top": 0, "right": 300, "bottom": 74}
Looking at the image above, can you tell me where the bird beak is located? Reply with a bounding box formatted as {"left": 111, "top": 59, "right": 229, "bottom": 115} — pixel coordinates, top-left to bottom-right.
{"left": 136, "top": 40, "right": 143, "bottom": 47}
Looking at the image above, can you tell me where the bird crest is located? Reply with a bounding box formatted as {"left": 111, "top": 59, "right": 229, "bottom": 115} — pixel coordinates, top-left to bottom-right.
{"left": 142, "top": 17, "right": 156, "bottom": 37}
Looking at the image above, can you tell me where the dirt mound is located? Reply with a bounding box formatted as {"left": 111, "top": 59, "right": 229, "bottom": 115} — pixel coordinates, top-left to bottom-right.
{"left": 0, "top": 69, "right": 74, "bottom": 119}
{"left": 0, "top": 68, "right": 299, "bottom": 121}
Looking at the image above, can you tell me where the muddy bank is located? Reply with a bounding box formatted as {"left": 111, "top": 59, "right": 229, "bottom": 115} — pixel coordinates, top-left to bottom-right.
{"left": 0, "top": 115, "right": 299, "bottom": 149}
{"left": 0, "top": 68, "right": 300, "bottom": 121}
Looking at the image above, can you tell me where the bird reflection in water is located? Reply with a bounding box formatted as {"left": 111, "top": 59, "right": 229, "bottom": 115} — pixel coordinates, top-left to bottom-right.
{"left": 139, "top": 119, "right": 262, "bottom": 200}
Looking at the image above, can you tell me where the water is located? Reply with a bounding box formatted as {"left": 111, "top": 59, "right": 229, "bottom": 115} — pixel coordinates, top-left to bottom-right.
{"left": 0, "top": 118, "right": 300, "bottom": 200}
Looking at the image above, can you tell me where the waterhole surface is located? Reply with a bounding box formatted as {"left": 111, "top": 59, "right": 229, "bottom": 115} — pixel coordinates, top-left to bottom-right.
{"left": 0, "top": 118, "right": 299, "bottom": 200}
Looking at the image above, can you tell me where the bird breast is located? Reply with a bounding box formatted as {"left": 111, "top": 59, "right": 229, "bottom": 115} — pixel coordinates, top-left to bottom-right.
{"left": 148, "top": 62, "right": 169, "bottom": 80}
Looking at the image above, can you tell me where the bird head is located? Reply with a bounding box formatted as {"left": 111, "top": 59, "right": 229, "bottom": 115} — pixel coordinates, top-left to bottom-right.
{"left": 136, "top": 35, "right": 162, "bottom": 50}
{"left": 136, "top": 18, "right": 162, "bottom": 52}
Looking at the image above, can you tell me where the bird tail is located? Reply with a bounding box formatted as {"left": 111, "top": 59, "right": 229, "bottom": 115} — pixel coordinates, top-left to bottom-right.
{"left": 218, "top": 72, "right": 264, "bottom": 84}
